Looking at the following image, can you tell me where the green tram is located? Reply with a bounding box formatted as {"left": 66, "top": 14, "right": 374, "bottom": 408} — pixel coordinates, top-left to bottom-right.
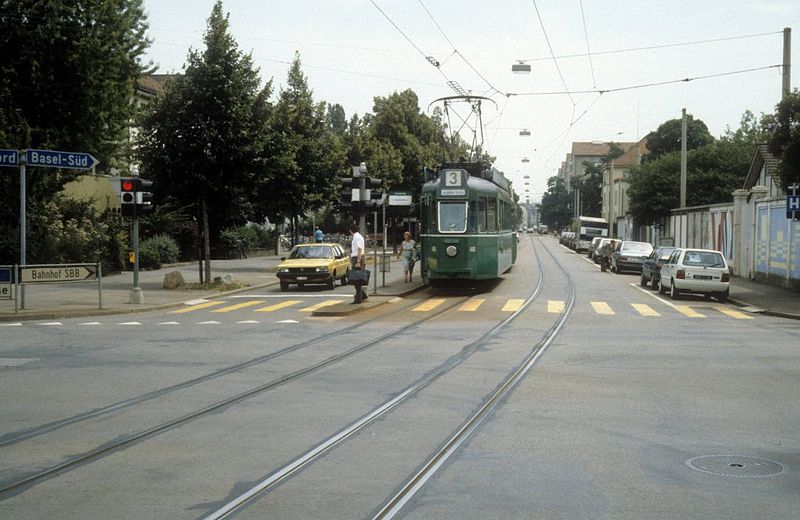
{"left": 419, "top": 162, "right": 517, "bottom": 284}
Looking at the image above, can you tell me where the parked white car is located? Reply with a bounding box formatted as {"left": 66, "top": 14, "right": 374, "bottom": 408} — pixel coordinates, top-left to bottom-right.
{"left": 658, "top": 248, "right": 730, "bottom": 302}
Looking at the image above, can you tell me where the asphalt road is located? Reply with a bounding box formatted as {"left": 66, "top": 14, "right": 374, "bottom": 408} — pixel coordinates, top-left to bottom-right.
{"left": 1, "top": 236, "right": 798, "bottom": 519}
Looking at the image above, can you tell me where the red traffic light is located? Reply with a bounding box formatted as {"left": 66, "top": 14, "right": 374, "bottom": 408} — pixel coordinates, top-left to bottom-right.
{"left": 121, "top": 180, "right": 134, "bottom": 191}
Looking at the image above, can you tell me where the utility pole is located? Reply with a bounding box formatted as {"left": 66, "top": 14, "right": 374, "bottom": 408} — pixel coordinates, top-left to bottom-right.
{"left": 680, "top": 108, "right": 687, "bottom": 209}
{"left": 783, "top": 27, "right": 791, "bottom": 99}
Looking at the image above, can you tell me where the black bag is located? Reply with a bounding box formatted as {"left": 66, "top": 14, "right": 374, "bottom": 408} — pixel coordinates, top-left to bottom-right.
{"left": 349, "top": 268, "right": 370, "bottom": 285}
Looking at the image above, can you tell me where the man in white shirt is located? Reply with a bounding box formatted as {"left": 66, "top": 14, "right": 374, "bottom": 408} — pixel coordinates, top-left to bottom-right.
{"left": 349, "top": 223, "right": 368, "bottom": 303}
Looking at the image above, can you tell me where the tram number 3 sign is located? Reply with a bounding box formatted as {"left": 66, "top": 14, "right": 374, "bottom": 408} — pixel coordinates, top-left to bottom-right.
{"left": 20, "top": 265, "right": 97, "bottom": 284}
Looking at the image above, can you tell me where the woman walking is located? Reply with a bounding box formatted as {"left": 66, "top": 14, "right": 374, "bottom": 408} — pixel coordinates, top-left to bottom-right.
{"left": 398, "top": 231, "right": 416, "bottom": 283}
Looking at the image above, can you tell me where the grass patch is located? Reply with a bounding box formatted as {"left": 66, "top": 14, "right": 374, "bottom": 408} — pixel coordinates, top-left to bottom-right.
{"left": 182, "top": 280, "right": 248, "bottom": 291}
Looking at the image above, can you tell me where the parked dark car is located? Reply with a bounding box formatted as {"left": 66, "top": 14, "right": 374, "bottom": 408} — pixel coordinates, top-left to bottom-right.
{"left": 640, "top": 246, "right": 677, "bottom": 289}
{"left": 611, "top": 240, "right": 654, "bottom": 273}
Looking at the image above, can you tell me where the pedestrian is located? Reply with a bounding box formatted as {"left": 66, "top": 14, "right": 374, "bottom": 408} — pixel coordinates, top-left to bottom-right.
{"left": 349, "top": 223, "right": 368, "bottom": 303}
{"left": 314, "top": 226, "right": 324, "bottom": 243}
{"left": 398, "top": 231, "right": 416, "bottom": 283}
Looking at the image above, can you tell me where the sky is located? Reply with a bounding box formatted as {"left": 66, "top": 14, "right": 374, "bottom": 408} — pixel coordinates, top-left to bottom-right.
{"left": 141, "top": 0, "right": 800, "bottom": 202}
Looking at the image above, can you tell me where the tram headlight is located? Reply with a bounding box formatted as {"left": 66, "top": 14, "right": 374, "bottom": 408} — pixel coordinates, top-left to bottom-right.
{"left": 446, "top": 245, "right": 458, "bottom": 257}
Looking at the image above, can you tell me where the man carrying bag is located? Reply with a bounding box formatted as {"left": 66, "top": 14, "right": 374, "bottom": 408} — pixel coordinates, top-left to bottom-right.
{"left": 348, "top": 224, "right": 369, "bottom": 304}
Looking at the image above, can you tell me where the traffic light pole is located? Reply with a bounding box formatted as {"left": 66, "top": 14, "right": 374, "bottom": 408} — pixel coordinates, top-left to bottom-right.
{"left": 129, "top": 167, "right": 143, "bottom": 304}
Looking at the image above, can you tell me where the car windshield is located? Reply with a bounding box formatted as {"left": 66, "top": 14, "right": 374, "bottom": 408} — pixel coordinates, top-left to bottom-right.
{"left": 439, "top": 201, "right": 467, "bottom": 232}
{"left": 657, "top": 248, "right": 676, "bottom": 260}
{"left": 289, "top": 246, "right": 333, "bottom": 260}
{"left": 622, "top": 242, "right": 653, "bottom": 254}
{"left": 683, "top": 250, "right": 725, "bottom": 267}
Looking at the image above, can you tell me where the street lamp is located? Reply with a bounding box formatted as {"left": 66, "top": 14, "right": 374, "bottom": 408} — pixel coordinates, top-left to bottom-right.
{"left": 512, "top": 61, "right": 531, "bottom": 74}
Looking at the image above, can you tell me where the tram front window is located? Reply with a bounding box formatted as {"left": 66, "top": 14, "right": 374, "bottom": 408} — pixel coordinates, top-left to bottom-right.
{"left": 439, "top": 201, "right": 468, "bottom": 233}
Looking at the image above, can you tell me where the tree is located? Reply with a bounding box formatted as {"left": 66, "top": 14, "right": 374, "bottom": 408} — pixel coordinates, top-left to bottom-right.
{"left": 136, "top": 1, "right": 273, "bottom": 283}
{"left": 540, "top": 176, "right": 572, "bottom": 230}
{"left": 644, "top": 114, "right": 714, "bottom": 160}
{"left": 0, "top": 0, "right": 150, "bottom": 264}
{"left": 264, "top": 53, "right": 346, "bottom": 242}
{"left": 767, "top": 89, "right": 800, "bottom": 191}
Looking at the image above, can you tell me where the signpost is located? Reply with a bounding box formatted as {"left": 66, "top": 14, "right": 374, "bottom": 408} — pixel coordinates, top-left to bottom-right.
{"left": 17, "top": 263, "right": 103, "bottom": 310}
{"left": 8, "top": 148, "right": 100, "bottom": 309}
{"left": 787, "top": 184, "right": 800, "bottom": 220}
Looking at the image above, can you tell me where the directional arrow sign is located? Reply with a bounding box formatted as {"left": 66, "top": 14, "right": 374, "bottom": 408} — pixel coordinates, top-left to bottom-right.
{"left": 25, "top": 149, "right": 98, "bottom": 170}
{"left": 0, "top": 149, "right": 18, "bottom": 168}
{"left": 21, "top": 265, "right": 97, "bottom": 283}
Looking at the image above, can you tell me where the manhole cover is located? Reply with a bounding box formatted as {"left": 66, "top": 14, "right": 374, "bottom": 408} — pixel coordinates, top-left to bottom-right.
{"left": 687, "top": 455, "right": 785, "bottom": 478}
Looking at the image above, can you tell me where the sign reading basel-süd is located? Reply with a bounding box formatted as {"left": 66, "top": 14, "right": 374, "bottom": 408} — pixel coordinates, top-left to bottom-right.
{"left": 21, "top": 265, "right": 97, "bottom": 284}
{"left": 26, "top": 149, "right": 98, "bottom": 170}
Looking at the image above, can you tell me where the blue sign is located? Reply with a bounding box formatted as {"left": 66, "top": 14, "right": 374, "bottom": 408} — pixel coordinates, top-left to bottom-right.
{"left": 0, "top": 267, "right": 11, "bottom": 283}
{"left": 0, "top": 149, "right": 18, "bottom": 168}
{"left": 25, "top": 149, "right": 98, "bottom": 170}
{"left": 787, "top": 195, "right": 800, "bottom": 219}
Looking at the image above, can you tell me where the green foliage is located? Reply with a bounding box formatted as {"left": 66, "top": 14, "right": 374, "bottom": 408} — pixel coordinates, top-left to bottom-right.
{"left": 219, "top": 225, "right": 258, "bottom": 258}
{"left": 139, "top": 234, "right": 179, "bottom": 270}
{"left": 628, "top": 153, "right": 681, "bottom": 225}
{"left": 136, "top": 1, "right": 274, "bottom": 242}
{"left": 644, "top": 114, "right": 714, "bottom": 160}
{"left": 767, "top": 90, "right": 800, "bottom": 191}
{"left": 540, "top": 176, "right": 572, "bottom": 229}
{"left": 574, "top": 162, "right": 603, "bottom": 217}
{"left": 23, "top": 195, "right": 109, "bottom": 263}
{"left": 261, "top": 54, "right": 346, "bottom": 223}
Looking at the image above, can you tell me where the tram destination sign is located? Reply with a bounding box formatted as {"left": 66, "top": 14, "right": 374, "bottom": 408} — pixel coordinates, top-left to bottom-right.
{"left": 20, "top": 265, "right": 97, "bottom": 284}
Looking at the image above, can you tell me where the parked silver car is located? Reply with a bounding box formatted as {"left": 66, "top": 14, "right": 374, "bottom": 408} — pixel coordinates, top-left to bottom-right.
{"left": 658, "top": 248, "right": 730, "bottom": 302}
{"left": 611, "top": 240, "right": 653, "bottom": 273}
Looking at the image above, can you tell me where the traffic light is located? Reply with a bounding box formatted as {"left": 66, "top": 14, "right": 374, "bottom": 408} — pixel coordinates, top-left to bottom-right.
{"left": 364, "top": 177, "right": 384, "bottom": 208}
{"left": 135, "top": 178, "right": 155, "bottom": 216}
{"left": 120, "top": 177, "right": 136, "bottom": 217}
{"left": 340, "top": 177, "right": 356, "bottom": 208}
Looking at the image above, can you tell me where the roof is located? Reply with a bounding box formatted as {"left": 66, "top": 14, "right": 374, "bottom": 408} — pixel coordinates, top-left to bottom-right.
{"left": 135, "top": 74, "right": 175, "bottom": 96}
{"left": 743, "top": 144, "right": 782, "bottom": 190}
{"left": 615, "top": 138, "right": 648, "bottom": 167}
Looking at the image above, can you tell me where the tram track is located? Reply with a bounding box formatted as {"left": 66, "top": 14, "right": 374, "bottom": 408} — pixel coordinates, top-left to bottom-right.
{"left": 202, "top": 236, "right": 563, "bottom": 519}
{"left": 0, "top": 295, "right": 471, "bottom": 497}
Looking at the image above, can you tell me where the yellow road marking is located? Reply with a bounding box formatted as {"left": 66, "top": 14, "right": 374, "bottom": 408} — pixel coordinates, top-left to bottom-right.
{"left": 211, "top": 300, "right": 265, "bottom": 313}
{"left": 459, "top": 298, "right": 485, "bottom": 312}
{"left": 591, "top": 301, "right": 614, "bottom": 315}
{"left": 631, "top": 303, "right": 660, "bottom": 316}
{"left": 171, "top": 301, "right": 225, "bottom": 314}
{"left": 254, "top": 300, "right": 302, "bottom": 312}
{"left": 300, "top": 300, "right": 344, "bottom": 312}
{"left": 502, "top": 299, "right": 525, "bottom": 312}
{"left": 674, "top": 305, "right": 705, "bottom": 318}
{"left": 714, "top": 305, "right": 754, "bottom": 320}
{"left": 412, "top": 298, "right": 447, "bottom": 312}
{"left": 548, "top": 300, "right": 565, "bottom": 313}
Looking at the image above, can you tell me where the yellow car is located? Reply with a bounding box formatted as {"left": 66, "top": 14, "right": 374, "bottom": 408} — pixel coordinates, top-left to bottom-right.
{"left": 275, "top": 243, "right": 351, "bottom": 291}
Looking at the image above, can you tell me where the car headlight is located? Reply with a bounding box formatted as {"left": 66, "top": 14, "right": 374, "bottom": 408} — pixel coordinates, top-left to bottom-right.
{"left": 446, "top": 245, "right": 457, "bottom": 257}
{"left": 315, "top": 266, "right": 329, "bottom": 272}
{"left": 277, "top": 267, "right": 289, "bottom": 273}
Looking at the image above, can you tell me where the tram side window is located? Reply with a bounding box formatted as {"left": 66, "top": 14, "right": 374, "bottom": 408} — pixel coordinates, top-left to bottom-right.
{"left": 487, "top": 198, "right": 497, "bottom": 232}
{"left": 477, "top": 197, "right": 487, "bottom": 232}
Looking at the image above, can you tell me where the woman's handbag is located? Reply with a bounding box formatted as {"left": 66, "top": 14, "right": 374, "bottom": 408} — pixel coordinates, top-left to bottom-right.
{"left": 349, "top": 268, "right": 370, "bottom": 285}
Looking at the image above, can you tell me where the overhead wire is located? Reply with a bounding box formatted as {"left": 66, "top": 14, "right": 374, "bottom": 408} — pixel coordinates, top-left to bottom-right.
{"left": 578, "top": 0, "right": 597, "bottom": 88}
{"left": 530, "top": 0, "right": 576, "bottom": 105}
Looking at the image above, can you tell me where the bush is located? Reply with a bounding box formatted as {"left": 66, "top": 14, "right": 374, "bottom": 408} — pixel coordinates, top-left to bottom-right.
{"left": 139, "top": 234, "right": 179, "bottom": 270}
{"left": 219, "top": 225, "right": 259, "bottom": 258}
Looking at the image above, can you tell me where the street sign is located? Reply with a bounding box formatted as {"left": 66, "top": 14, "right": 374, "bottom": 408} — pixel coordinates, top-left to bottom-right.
{"left": 0, "top": 149, "right": 18, "bottom": 168}
{"left": 788, "top": 194, "right": 800, "bottom": 220}
{"left": 25, "top": 149, "right": 98, "bottom": 170}
{"left": 0, "top": 266, "right": 12, "bottom": 300}
{"left": 20, "top": 264, "right": 97, "bottom": 284}
{"left": 388, "top": 192, "right": 413, "bottom": 206}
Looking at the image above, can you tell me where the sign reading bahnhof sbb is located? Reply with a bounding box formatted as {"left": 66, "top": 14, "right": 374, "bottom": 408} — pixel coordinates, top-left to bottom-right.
{"left": 20, "top": 265, "right": 97, "bottom": 284}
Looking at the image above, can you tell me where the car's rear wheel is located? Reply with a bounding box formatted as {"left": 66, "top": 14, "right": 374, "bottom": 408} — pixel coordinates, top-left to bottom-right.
{"left": 651, "top": 275, "right": 659, "bottom": 290}
{"left": 341, "top": 269, "right": 349, "bottom": 286}
{"left": 280, "top": 281, "right": 289, "bottom": 292}
{"left": 670, "top": 279, "right": 680, "bottom": 299}
{"left": 658, "top": 278, "right": 667, "bottom": 294}
{"left": 640, "top": 272, "right": 648, "bottom": 286}
{"left": 716, "top": 289, "right": 729, "bottom": 303}
{"left": 327, "top": 272, "right": 335, "bottom": 290}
